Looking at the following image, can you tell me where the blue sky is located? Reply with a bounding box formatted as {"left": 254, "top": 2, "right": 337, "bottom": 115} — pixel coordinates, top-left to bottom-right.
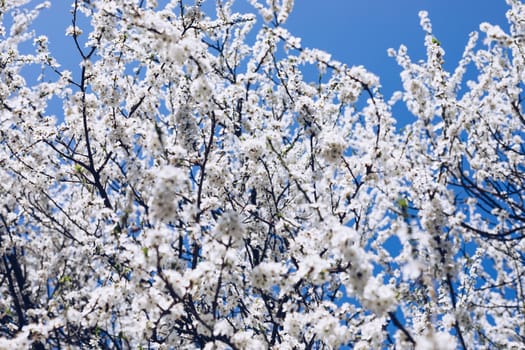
{"left": 30, "top": 1, "right": 510, "bottom": 93}
{"left": 284, "top": 0, "right": 509, "bottom": 97}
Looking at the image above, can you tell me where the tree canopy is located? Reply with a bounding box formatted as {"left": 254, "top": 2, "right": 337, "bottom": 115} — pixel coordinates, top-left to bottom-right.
{"left": 1, "top": 0, "right": 524, "bottom": 349}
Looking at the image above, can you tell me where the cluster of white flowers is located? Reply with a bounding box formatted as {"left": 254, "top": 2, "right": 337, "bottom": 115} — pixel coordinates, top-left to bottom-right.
{"left": 318, "top": 133, "right": 346, "bottom": 163}
{"left": 251, "top": 261, "right": 287, "bottom": 290}
{"left": 148, "top": 165, "right": 188, "bottom": 223}
{"left": 214, "top": 210, "right": 245, "bottom": 245}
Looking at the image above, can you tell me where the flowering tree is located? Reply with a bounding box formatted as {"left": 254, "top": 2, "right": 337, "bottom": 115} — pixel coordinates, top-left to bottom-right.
{"left": 1, "top": 0, "right": 524, "bottom": 348}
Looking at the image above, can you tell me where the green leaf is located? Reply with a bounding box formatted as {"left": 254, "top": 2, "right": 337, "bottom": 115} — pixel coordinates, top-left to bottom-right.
{"left": 396, "top": 197, "right": 410, "bottom": 220}
{"left": 73, "top": 164, "right": 83, "bottom": 173}
{"left": 396, "top": 197, "right": 409, "bottom": 209}
{"left": 59, "top": 275, "right": 71, "bottom": 284}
